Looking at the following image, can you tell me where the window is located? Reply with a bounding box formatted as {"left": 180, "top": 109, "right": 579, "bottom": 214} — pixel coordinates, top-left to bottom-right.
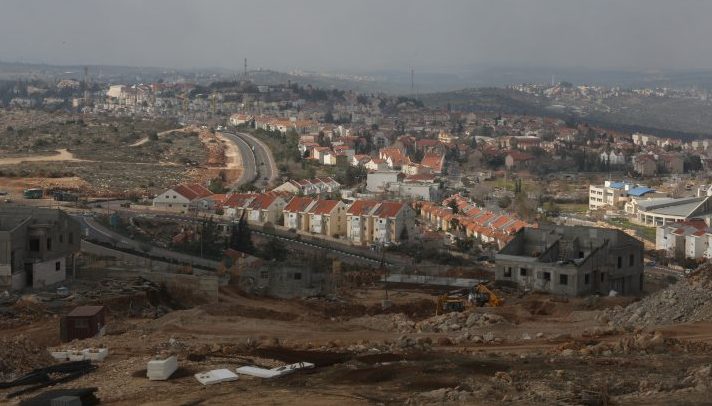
{"left": 260, "top": 271, "right": 269, "bottom": 279}
{"left": 520, "top": 268, "right": 528, "bottom": 277}
{"left": 629, "top": 254, "right": 634, "bottom": 266}
{"left": 46, "top": 238, "right": 52, "bottom": 251}
{"left": 68, "top": 232, "right": 74, "bottom": 244}
{"left": 55, "top": 261, "right": 61, "bottom": 271}
{"left": 617, "top": 256, "right": 622, "bottom": 269}
{"left": 601, "top": 273, "right": 605, "bottom": 282}
{"left": 59, "top": 234, "right": 64, "bottom": 243}
{"left": 584, "top": 273, "right": 590, "bottom": 285}
{"left": 29, "top": 239, "right": 40, "bottom": 252}
{"left": 294, "top": 272, "right": 302, "bottom": 280}
{"left": 504, "top": 267, "right": 512, "bottom": 277}
{"left": 559, "top": 274, "right": 568, "bottom": 285}
{"left": 578, "top": 251, "right": 584, "bottom": 258}
{"left": 543, "top": 272, "right": 551, "bottom": 281}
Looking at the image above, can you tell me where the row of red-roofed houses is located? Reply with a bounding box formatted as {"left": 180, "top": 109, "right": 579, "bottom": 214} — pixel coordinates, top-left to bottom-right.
{"left": 416, "top": 194, "right": 533, "bottom": 249}
{"left": 154, "top": 183, "right": 413, "bottom": 245}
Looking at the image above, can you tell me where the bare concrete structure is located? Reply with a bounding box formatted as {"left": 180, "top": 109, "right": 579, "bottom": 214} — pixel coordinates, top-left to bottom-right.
{"left": 0, "top": 207, "right": 80, "bottom": 290}
{"left": 239, "top": 263, "right": 331, "bottom": 299}
{"left": 495, "top": 225, "right": 643, "bottom": 296}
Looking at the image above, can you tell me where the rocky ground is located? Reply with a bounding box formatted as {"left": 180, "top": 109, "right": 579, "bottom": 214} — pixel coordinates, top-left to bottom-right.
{"left": 0, "top": 272, "right": 712, "bottom": 404}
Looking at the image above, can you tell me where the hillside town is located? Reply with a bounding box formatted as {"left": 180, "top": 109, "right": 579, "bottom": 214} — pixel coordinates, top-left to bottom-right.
{"left": 2, "top": 1, "right": 712, "bottom": 404}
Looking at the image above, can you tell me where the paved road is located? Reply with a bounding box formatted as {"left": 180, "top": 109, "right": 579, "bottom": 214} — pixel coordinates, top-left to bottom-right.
{"left": 222, "top": 130, "right": 278, "bottom": 190}
{"left": 75, "top": 214, "right": 219, "bottom": 269}
{"left": 220, "top": 132, "right": 257, "bottom": 188}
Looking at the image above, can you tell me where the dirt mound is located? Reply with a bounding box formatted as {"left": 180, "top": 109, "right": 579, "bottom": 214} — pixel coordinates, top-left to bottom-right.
{"left": 604, "top": 268, "right": 712, "bottom": 327}
{"left": 0, "top": 335, "right": 54, "bottom": 379}
{"left": 307, "top": 298, "right": 435, "bottom": 320}
{"left": 202, "top": 303, "right": 299, "bottom": 321}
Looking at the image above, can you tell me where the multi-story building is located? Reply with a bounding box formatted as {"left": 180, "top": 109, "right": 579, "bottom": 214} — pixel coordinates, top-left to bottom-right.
{"left": 346, "top": 200, "right": 411, "bottom": 245}
{"left": 588, "top": 181, "right": 656, "bottom": 210}
{"left": 656, "top": 219, "right": 712, "bottom": 260}
{"left": 0, "top": 207, "right": 81, "bottom": 290}
{"left": 496, "top": 225, "right": 644, "bottom": 296}
{"left": 306, "top": 200, "right": 347, "bottom": 237}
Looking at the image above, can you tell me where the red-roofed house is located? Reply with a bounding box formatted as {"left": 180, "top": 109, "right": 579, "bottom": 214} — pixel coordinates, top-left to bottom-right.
{"left": 420, "top": 153, "right": 445, "bottom": 174}
{"left": 245, "top": 193, "right": 288, "bottom": 224}
{"left": 371, "top": 201, "right": 410, "bottom": 244}
{"left": 153, "top": 183, "right": 213, "bottom": 213}
{"left": 346, "top": 200, "right": 381, "bottom": 245}
{"left": 283, "top": 196, "right": 316, "bottom": 231}
{"left": 306, "top": 199, "right": 348, "bottom": 237}
{"left": 379, "top": 147, "right": 411, "bottom": 169}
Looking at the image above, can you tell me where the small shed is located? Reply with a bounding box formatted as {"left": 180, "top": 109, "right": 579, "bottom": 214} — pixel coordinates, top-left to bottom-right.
{"left": 60, "top": 305, "right": 107, "bottom": 342}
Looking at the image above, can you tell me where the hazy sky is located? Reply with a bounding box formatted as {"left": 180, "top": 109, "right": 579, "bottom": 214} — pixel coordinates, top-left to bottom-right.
{"left": 1, "top": 0, "right": 711, "bottom": 73}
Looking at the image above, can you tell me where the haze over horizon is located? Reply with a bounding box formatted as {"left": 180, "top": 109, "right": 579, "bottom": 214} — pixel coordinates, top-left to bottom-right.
{"left": 1, "top": 0, "right": 711, "bottom": 75}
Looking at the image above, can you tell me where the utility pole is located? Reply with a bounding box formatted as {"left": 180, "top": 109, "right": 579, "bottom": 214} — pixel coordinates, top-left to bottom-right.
{"left": 244, "top": 58, "right": 248, "bottom": 79}
{"left": 411, "top": 68, "right": 414, "bottom": 95}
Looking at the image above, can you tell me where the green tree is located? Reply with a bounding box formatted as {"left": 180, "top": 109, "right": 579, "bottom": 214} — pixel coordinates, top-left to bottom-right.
{"left": 260, "top": 237, "right": 288, "bottom": 261}
{"left": 229, "top": 212, "right": 255, "bottom": 254}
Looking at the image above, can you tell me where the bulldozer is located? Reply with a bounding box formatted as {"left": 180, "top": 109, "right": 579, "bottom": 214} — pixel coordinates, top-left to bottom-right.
{"left": 435, "top": 292, "right": 467, "bottom": 315}
{"left": 435, "top": 283, "right": 502, "bottom": 315}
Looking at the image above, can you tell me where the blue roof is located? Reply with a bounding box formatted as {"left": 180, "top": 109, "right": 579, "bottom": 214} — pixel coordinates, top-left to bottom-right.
{"left": 628, "top": 187, "right": 655, "bottom": 197}
{"left": 609, "top": 182, "right": 627, "bottom": 190}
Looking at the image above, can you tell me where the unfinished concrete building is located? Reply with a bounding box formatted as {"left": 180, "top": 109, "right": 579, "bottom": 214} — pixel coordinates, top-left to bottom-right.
{"left": 495, "top": 225, "right": 643, "bottom": 296}
{"left": 0, "top": 207, "right": 81, "bottom": 290}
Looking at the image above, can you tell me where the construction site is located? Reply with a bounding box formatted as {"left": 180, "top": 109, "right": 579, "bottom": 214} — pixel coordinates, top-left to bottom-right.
{"left": 1, "top": 249, "right": 712, "bottom": 405}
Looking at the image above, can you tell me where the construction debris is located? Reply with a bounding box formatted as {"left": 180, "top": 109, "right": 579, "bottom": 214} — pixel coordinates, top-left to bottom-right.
{"left": 194, "top": 369, "right": 239, "bottom": 385}
{"left": 146, "top": 356, "right": 178, "bottom": 381}
{"left": 50, "top": 348, "right": 108, "bottom": 363}
{"left": 1, "top": 360, "right": 97, "bottom": 399}
{"left": 0, "top": 335, "right": 54, "bottom": 380}
{"left": 604, "top": 267, "right": 712, "bottom": 327}
{"left": 19, "top": 387, "right": 100, "bottom": 406}
{"left": 236, "top": 362, "right": 314, "bottom": 379}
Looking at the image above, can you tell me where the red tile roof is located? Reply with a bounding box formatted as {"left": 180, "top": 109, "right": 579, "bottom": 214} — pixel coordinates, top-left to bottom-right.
{"left": 347, "top": 199, "right": 380, "bottom": 215}
{"left": 309, "top": 199, "right": 340, "bottom": 215}
{"left": 222, "top": 193, "right": 257, "bottom": 208}
{"left": 420, "top": 153, "right": 444, "bottom": 172}
{"left": 284, "top": 196, "right": 316, "bottom": 212}
{"left": 248, "top": 194, "right": 278, "bottom": 210}
{"left": 373, "top": 201, "right": 404, "bottom": 218}
{"left": 172, "top": 183, "right": 212, "bottom": 201}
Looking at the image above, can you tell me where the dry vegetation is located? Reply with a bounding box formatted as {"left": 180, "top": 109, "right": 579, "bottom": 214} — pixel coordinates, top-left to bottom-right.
{"left": 0, "top": 110, "right": 210, "bottom": 195}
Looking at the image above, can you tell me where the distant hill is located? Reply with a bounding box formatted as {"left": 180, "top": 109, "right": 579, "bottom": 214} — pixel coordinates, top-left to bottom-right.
{"left": 419, "top": 87, "right": 712, "bottom": 141}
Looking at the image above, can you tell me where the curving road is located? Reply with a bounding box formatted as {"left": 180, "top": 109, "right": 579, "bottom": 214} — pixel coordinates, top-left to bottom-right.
{"left": 75, "top": 214, "right": 220, "bottom": 269}
{"left": 221, "top": 131, "right": 278, "bottom": 190}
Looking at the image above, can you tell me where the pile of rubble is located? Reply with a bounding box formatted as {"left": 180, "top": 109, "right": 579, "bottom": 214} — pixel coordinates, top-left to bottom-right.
{"left": 552, "top": 331, "right": 712, "bottom": 358}
{"left": 349, "top": 311, "right": 507, "bottom": 335}
{"left": 0, "top": 335, "right": 54, "bottom": 380}
{"left": 603, "top": 270, "right": 712, "bottom": 327}
{"left": 416, "top": 311, "right": 507, "bottom": 333}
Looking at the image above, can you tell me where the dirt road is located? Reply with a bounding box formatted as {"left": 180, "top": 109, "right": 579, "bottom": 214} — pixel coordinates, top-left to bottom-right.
{"left": 0, "top": 149, "right": 83, "bottom": 165}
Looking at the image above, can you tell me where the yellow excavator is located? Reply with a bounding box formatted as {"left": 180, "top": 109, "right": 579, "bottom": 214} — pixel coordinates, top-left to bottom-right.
{"left": 470, "top": 283, "right": 503, "bottom": 307}
{"left": 435, "top": 283, "right": 502, "bottom": 315}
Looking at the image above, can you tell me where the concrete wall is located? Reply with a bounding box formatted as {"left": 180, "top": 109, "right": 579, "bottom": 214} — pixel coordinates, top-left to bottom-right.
{"left": 33, "top": 256, "right": 66, "bottom": 288}
{"left": 81, "top": 240, "right": 218, "bottom": 271}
